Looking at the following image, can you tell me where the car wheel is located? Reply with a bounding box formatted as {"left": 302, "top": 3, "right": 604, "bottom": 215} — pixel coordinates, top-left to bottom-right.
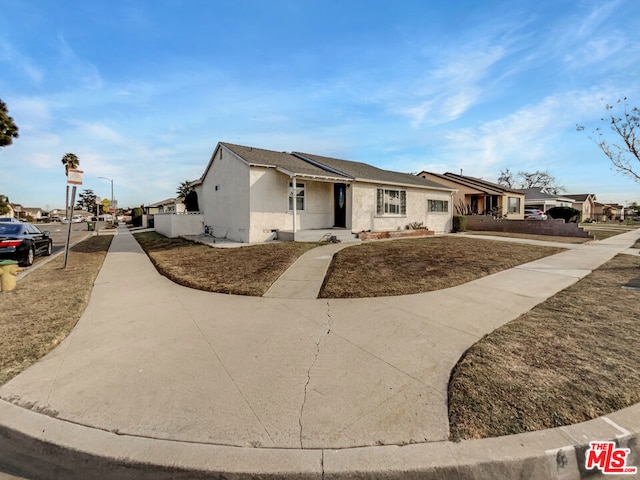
{"left": 20, "top": 247, "right": 35, "bottom": 267}
{"left": 45, "top": 241, "right": 52, "bottom": 256}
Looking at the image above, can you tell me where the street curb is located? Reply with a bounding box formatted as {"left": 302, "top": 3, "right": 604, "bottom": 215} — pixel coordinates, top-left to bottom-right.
{"left": 15, "top": 229, "right": 116, "bottom": 282}
{"left": 0, "top": 399, "right": 637, "bottom": 479}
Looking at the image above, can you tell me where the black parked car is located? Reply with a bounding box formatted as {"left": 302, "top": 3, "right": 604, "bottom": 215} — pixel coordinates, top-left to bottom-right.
{"left": 0, "top": 222, "right": 53, "bottom": 266}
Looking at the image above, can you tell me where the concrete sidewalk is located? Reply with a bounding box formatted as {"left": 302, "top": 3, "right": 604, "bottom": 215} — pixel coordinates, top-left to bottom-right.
{"left": 263, "top": 242, "right": 351, "bottom": 299}
{"left": 1, "top": 226, "right": 639, "bottom": 479}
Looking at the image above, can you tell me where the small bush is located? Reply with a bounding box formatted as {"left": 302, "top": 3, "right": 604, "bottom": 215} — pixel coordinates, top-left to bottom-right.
{"left": 405, "top": 221, "right": 424, "bottom": 230}
{"left": 547, "top": 206, "right": 582, "bottom": 223}
{"left": 453, "top": 215, "right": 467, "bottom": 233}
{"left": 131, "top": 207, "right": 144, "bottom": 227}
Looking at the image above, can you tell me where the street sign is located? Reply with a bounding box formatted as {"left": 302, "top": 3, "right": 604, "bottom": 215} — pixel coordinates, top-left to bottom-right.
{"left": 67, "top": 169, "right": 84, "bottom": 185}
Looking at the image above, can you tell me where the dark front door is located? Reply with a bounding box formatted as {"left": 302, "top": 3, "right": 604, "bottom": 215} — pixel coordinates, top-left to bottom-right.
{"left": 334, "top": 183, "right": 347, "bottom": 228}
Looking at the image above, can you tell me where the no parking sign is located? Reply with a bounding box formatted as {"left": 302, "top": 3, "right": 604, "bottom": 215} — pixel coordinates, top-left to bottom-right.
{"left": 67, "top": 169, "right": 83, "bottom": 185}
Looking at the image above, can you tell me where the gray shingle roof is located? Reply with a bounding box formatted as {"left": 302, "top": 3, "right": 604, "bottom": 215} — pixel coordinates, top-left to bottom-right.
{"left": 294, "top": 152, "right": 451, "bottom": 189}
{"left": 442, "top": 173, "right": 522, "bottom": 195}
{"left": 219, "top": 142, "right": 453, "bottom": 190}
{"left": 221, "top": 143, "right": 351, "bottom": 180}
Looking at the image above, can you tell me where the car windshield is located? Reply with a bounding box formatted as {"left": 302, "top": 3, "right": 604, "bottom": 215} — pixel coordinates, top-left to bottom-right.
{"left": 0, "top": 224, "right": 22, "bottom": 235}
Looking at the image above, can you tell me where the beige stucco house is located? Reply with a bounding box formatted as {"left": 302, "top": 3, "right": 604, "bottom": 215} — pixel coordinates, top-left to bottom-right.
{"left": 563, "top": 194, "right": 597, "bottom": 221}
{"left": 145, "top": 198, "right": 186, "bottom": 214}
{"left": 417, "top": 172, "right": 525, "bottom": 219}
{"left": 192, "top": 142, "right": 455, "bottom": 243}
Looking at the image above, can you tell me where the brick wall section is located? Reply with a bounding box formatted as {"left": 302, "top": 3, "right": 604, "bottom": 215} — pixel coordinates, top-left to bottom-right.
{"left": 465, "top": 217, "right": 594, "bottom": 238}
{"left": 357, "top": 229, "right": 435, "bottom": 240}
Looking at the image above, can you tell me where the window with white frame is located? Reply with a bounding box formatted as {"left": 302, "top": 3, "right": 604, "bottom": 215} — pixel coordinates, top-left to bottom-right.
{"left": 428, "top": 199, "right": 449, "bottom": 212}
{"left": 508, "top": 196, "right": 520, "bottom": 214}
{"left": 376, "top": 188, "right": 406, "bottom": 215}
{"left": 288, "top": 181, "right": 305, "bottom": 211}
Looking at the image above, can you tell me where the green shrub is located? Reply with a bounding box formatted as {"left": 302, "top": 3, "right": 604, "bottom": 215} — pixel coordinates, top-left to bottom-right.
{"left": 131, "top": 207, "right": 144, "bottom": 227}
{"left": 453, "top": 215, "right": 467, "bottom": 232}
{"left": 546, "top": 206, "right": 582, "bottom": 223}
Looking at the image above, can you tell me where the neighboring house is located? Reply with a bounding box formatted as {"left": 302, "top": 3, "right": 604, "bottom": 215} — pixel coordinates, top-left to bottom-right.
{"left": 21, "top": 207, "right": 47, "bottom": 222}
{"left": 563, "top": 194, "right": 597, "bottom": 221}
{"left": 417, "top": 172, "right": 525, "bottom": 219}
{"left": 594, "top": 202, "right": 623, "bottom": 221}
{"left": 191, "top": 142, "right": 455, "bottom": 243}
{"left": 145, "top": 198, "right": 186, "bottom": 215}
{"left": 517, "top": 188, "right": 575, "bottom": 212}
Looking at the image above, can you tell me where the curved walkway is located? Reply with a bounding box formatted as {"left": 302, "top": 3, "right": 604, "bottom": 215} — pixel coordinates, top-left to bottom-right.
{"left": 1, "top": 226, "right": 639, "bottom": 479}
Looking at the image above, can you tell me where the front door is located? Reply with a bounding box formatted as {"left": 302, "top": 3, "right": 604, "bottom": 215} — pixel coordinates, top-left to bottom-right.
{"left": 334, "top": 183, "right": 347, "bottom": 228}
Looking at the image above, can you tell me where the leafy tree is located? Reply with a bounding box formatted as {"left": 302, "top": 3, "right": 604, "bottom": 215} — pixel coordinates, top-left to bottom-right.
{"left": 0, "top": 195, "right": 11, "bottom": 215}
{"left": 497, "top": 168, "right": 564, "bottom": 194}
{"left": 61, "top": 153, "right": 79, "bottom": 176}
{"left": 176, "top": 180, "right": 192, "bottom": 200}
{"left": 594, "top": 98, "right": 640, "bottom": 183}
{"left": 0, "top": 99, "right": 19, "bottom": 147}
{"left": 184, "top": 190, "right": 199, "bottom": 211}
{"left": 76, "top": 189, "right": 99, "bottom": 213}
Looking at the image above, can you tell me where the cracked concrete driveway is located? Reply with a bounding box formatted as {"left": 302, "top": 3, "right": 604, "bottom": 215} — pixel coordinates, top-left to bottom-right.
{"left": 1, "top": 226, "right": 638, "bottom": 452}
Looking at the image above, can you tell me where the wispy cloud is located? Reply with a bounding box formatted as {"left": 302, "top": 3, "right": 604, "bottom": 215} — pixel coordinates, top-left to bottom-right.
{"left": 56, "top": 35, "right": 104, "bottom": 90}
{"left": 436, "top": 89, "right": 612, "bottom": 174}
{"left": 0, "top": 39, "right": 44, "bottom": 84}
{"left": 394, "top": 40, "right": 509, "bottom": 126}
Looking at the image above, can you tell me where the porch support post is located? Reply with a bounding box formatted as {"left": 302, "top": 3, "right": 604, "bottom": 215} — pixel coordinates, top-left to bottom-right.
{"left": 292, "top": 175, "right": 297, "bottom": 241}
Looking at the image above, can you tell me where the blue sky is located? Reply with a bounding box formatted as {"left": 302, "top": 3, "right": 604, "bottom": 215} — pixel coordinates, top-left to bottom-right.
{"left": 1, "top": 0, "right": 639, "bottom": 210}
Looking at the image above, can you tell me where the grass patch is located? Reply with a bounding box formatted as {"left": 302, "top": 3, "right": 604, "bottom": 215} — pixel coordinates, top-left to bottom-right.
{"left": 466, "top": 231, "right": 591, "bottom": 244}
{"left": 319, "top": 236, "right": 565, "bottom": 298}
{"left": 134, "top": 232, "right": 320, "bottom": 296}
{"left": 0, "top": 235, "right": 112, "bottom": 386}
{"left": 448, "top": 253, "right": 640, "bottom": 441}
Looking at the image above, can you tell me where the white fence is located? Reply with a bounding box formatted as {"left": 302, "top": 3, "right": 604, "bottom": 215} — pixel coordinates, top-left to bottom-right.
{"left": 153, "top": 213, "right": 203, "bottom": 238}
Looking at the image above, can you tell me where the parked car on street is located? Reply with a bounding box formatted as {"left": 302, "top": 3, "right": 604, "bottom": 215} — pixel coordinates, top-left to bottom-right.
{"left": 0, "top": 217, "right": 20, "bottom": 222}
{"left": 0, "top": 222, "right": 53, "bottom": 266}
{"left": 524, "top": 209, "right": 548, "bottom": 220}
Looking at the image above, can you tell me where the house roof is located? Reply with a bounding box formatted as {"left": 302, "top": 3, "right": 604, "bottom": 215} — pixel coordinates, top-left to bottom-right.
{"left": 562, "top": 193, "right": 596, "bottom": 202}
{"left": 148, "top": 198, "right": 183, "bottom": 207}
{"left": 516, "top": 187, "right": 575, "bottom": 202}
{"left": 295, "top": 152, "right": 451, "bottom": 189}
{"left": 220, "top": 143, "right": 351, "bottom": 182}
{"left": 418, "top": 171, "right": 522, "bottom": 196}
{"left": 201, "top": 142, "right": 454, "bottom": 191}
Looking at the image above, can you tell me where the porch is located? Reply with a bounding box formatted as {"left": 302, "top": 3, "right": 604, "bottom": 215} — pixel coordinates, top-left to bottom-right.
{"left": 276, "top": 228, "right": 360, "bottom": 243}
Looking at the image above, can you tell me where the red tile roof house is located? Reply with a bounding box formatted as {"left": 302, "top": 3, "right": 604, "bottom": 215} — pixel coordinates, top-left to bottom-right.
{"left": 190, "top": 142, "right": 456, "bottom": 243}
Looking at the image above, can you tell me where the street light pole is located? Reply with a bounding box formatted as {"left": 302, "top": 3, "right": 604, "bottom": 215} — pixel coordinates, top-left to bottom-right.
{"left": 98, "top": 177, "right": 114, "bottom": 225}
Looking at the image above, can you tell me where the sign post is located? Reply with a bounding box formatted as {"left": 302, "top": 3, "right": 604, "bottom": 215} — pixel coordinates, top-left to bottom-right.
{"left": 63, "top": 169, "right": 83, "bottom": 268}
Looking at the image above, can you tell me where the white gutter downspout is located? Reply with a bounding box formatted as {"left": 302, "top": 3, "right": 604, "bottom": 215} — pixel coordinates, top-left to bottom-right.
{"left": 292, "top": 175, "right": 297, "bottom": 241}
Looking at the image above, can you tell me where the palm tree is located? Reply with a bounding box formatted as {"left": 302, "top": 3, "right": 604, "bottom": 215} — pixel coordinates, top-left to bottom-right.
{"left": 176, "top": 180, "right": 192, "bottom": 200}
{"left": 61, "top": 153, "right": 79, "bottom": 176}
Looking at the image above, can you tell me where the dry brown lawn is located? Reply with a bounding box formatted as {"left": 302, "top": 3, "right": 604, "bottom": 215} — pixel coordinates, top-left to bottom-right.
{"left": 466, "top": 231, "right": 591, "bottom": 244}
{"left": 134, "top": 232, "right": 320, "bottom": 296}
{"left": 448, "top": 253, "right": 640, "bottom": 441}
{"left": 0, "top": 235, "right": 112, "bottom": 385}
{"left": 319, "top": 236, "right": 565, "bottom": 298}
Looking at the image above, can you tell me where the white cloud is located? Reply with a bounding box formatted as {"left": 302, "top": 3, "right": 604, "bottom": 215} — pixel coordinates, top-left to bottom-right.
{"left": 0, "top": 39, "right": 44, "bottom": 84}
{"left": 395, "top": 43, "right": 507, "bottom": 126}
{"left": 436, "top": 89, "right": 615, "bottom": 175}
{"left": 56, "top": 34, "right": 104, "bottom": 90}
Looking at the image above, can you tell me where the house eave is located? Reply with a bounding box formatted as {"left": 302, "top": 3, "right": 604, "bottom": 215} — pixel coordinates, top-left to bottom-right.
{"left": 356, "top": 177, "right": 456, "bottom": 192}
